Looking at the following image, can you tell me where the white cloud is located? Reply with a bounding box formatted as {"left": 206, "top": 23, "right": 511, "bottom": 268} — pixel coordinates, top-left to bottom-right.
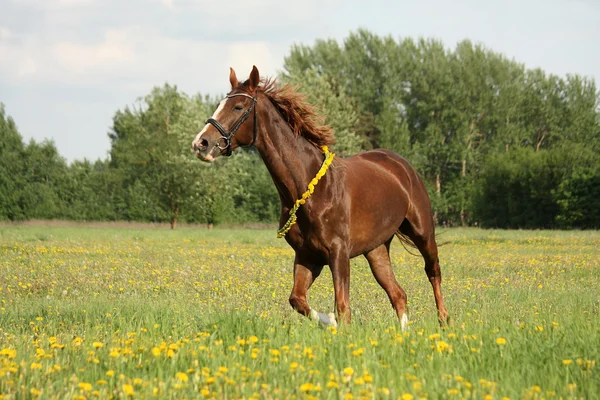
{"left": 0, "top": 27, "right": 11, "bottom": 40}
{"left": 52, "top": 29, "right": 134, "bottom": 73}
{"left": 160, "top": 0, "right": 174, "bottom": 9}
{"left": 17, "top": 58, "right": 37, "bottom": 77}
{"left": 228, "top": 42, "right": 277, "bottom": 81}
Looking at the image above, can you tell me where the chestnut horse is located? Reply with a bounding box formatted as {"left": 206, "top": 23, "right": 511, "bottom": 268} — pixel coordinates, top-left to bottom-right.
{"left": 192, "top": 66, "right": 449, "bottom": 329}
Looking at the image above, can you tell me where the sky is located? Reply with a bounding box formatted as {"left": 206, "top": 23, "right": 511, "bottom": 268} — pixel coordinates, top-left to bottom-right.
{"left": 1, "top": 0, "right": 599, "bottom": 162}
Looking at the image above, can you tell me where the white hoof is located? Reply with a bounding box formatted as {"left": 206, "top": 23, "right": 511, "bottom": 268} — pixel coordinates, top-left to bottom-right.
{"left": 401, "top": 313, "right": 409, "bottom": 332}
{"left": 309, "top": 309, "right": 338, "bottom": 328}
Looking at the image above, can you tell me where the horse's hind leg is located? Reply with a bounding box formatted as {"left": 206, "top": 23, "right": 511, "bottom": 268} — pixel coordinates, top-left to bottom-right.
{"left": 365, "top": 239, "right": 409, "bottom": 330}
{"left": 399, "top": 219, "right": 450, "bottom": 326}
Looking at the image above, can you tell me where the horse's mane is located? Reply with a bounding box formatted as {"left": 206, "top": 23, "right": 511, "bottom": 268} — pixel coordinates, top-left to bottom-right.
{"left": 248, "top": 78, "right": 336, "bottom": 148}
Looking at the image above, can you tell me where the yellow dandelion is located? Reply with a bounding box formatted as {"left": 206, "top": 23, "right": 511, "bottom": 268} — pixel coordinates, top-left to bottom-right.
{"left": 0, "top": 348, "right": 17, "bottom": 359}
{"left": 106, "top": 370, "right": 115, "bottom": 377}
{"left": 496, "top": 337, "right": 507, "bottom": 345}
{"left": 563, "top": 359, "right": 572, "bottom": 365}
{"left": 343, "top": 367, "right": 354, "bottom": 376}
{"left": 300, "top": 383, "right": 314, "bottom": 392}
{"left": 176, "top": 372, "right": 189, "bottom": 382}
{"left": 92, "top": 342, "right": 104, "bottom": 349}
{"left": 122, "top": 384, "right": 134, "bottom": 396}
{"left": 78, "top": 382, "right": 92, "bottom": 392}
{"left": 401, "top": 394, "right": 414, "bottom": 400}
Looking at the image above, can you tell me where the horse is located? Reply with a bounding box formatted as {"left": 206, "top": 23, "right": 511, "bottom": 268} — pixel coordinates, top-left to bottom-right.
{"left": 192, "top": 66, "right": 449, "bottom": 329}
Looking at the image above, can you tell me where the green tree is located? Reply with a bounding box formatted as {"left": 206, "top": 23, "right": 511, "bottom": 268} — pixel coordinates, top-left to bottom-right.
{"left": 0, "top": 104, "right": 26, "bottom": 220}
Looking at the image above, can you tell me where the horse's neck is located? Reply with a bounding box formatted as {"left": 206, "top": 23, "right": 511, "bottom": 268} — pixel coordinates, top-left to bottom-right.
{"left": 255, "top": 105, "right": 324, "bottom": 208}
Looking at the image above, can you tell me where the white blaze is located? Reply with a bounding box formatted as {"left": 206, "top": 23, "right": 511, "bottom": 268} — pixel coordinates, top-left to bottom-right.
{"left": 192, "top": 98, "right": 227, "bottom": 145}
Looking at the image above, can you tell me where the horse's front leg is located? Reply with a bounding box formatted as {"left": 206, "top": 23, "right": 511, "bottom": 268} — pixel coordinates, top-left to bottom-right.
{"left": 329, "top": 244, "right": 351, "bottom": 324}
{"left": 288, "top": 254, "right": 328, "bottom": 322}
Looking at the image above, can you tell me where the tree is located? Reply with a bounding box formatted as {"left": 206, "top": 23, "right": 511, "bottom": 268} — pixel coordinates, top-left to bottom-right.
{"left": 0, "top": 104, "right": 27, "bottom": 220}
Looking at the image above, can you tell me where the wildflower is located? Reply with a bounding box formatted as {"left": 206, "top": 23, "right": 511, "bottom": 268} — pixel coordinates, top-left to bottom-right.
{"left": 354, "top": 377, "right": 365, "bottom": 385}
{"left": 435, "top": 341, "right": 452, "bottom": 353}
{"left": 300, "top": 383, "right": 314, "bottom": 392}
{"left": 496, "top": 337, "right": 507, "bottom": 345}
{"left": 30, "top": 362, "right": 43, "bottom": 370}
{"left": 343, "top": 367, "right": 354, "bottom": 376}
{"left": 78, "top": 382, "right": 92, "bottom": 392}
{"left": 401, "top": 394, "right": 414, "bottom": 400}
{"left": 176, "top": 372, "right": 188, "bottom": 382}
{"left": 123, "top": 384, "right": 134, "bottom": 396}
{"left": 106, "top": 370, "right": 115, "bottom": 377}
{"left": 563, "top": 359, "right": 572, "bottom": 365}
{"left": 0, "top": 348, "right": 17, "bottom": 359}
{"left": 93, "top": 342, "right": 104, "bottom": 349}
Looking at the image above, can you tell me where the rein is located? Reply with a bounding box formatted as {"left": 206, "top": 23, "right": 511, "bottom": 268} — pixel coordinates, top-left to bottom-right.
{"left": 206, "top": 91, "right": 258, "bottom": 156}
{"left": 277, "top": 146, "right": 335, "bottom": 238}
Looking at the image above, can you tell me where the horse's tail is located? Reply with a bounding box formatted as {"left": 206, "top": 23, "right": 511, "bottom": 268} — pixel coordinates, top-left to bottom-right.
{"left": 394, "top": 229, "right": 448, "bottom": 256}
{"left": 394, "top": 230, "right": 420, "bottom": 256}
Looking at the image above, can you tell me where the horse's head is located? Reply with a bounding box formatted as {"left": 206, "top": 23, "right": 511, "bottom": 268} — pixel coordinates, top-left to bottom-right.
{"left": 192, "top": 66, "right": 261, "bottom": 162}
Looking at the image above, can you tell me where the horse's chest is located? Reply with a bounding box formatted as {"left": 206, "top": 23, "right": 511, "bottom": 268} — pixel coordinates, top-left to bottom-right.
{"left": 284, "top": 224, "right": 330, "bottom": 262}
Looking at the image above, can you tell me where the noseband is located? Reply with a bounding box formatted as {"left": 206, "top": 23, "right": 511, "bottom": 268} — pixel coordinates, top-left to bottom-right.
{"left": 205, "top": 91, "right": 258, "bottom": 156}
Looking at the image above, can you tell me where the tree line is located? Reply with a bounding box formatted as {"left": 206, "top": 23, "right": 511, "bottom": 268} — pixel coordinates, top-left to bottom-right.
{"left": 1, "top": 29, "right": 599, "bottom": 229}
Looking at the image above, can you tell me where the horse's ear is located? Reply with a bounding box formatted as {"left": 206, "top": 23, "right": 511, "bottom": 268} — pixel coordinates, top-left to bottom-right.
{"left": 249, "top": 65, "right": 260, "bottom": 90}
{"left": 229, "top": 67, "right": 239, "bottom": 89}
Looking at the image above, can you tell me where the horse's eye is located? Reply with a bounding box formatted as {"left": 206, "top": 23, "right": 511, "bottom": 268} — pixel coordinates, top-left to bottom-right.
{"left": 234, "top": 105, "right": 243, "bottom": 111}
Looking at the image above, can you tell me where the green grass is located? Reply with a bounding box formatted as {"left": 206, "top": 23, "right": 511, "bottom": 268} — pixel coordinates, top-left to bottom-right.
{"left": 1, "top": 226, "right": 599, "bottom": 399}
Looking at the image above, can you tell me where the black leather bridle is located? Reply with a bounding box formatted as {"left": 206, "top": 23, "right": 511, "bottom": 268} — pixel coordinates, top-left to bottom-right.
{"left": 205, "top": 91, "right": 258, "bottom": 156}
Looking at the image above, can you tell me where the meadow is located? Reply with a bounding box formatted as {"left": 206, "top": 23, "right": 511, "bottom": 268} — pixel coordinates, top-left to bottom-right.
{"left": 0, "top": 226, "right": 598, "bottom": 399}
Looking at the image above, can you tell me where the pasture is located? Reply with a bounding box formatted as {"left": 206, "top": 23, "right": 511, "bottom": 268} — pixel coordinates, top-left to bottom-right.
{"left": 0, "top": 226, "right": 598, "bottom": 399}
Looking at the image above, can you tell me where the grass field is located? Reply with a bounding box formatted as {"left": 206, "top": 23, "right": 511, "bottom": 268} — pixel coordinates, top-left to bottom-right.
{"left": 0, "top": 226, "right": 598, "bottom": 399}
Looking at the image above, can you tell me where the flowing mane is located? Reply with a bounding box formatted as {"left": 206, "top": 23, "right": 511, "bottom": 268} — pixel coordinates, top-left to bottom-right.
{"left": 248, "top": 78, "right": 336, "bottom": 148}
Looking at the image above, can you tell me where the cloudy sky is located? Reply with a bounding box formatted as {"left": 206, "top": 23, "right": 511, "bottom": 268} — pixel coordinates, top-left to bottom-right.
{"left": 1, "top": 0, "right": 598, "bottom": 162}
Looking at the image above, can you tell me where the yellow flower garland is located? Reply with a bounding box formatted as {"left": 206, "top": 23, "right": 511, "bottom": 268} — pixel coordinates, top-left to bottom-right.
{"left": 277, "top": 146, "right": 335, "bottom": 238}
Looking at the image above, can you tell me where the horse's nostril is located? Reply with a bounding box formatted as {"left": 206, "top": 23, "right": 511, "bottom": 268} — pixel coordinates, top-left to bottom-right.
{"left": 193, "top": 139, "right": 209, "bottom": 152}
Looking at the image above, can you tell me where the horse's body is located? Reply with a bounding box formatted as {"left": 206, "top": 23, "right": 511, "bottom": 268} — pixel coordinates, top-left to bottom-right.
{"left": 192, "top": 66, "right": 449, "bottom": 328}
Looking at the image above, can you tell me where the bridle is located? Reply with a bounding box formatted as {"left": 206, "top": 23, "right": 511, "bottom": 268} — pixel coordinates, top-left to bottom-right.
{"left": 205, "top": 91, "right": 258, "bottom": 156}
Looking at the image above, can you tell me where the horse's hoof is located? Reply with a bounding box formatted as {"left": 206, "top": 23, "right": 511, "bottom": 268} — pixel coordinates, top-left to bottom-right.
{"left": 309, "top": 309, "right": 337, "bottom": 328}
